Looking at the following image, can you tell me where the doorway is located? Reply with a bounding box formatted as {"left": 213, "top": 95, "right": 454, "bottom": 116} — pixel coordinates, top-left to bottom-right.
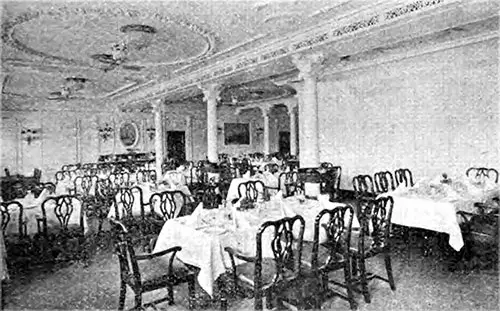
{"left": 278, "top": 131, "right": 290, "bottom": 156}
{"left": 166, "top": 131, "right": 186, "bottom": 162}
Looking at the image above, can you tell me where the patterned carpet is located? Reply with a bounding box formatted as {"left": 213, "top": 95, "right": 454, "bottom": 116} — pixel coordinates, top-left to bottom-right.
{"left": 2, "top": 234, "right": 498, "bottom": 311}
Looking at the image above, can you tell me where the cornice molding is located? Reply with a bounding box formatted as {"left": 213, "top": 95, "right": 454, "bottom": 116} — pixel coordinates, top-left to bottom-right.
{"left": 320, "top": 29, "right": 499, "bottom": 81}
{"left": 120, "top": 0, "right": 456, "bottom": 105}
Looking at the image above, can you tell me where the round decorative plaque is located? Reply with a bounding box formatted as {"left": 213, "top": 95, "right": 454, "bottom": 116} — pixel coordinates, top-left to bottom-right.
{"left": 119, "top": 122, "right": 139, "bottom": 148}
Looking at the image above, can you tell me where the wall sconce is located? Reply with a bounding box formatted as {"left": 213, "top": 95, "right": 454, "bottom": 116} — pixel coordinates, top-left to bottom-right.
{"left": 98, "top": 123, "right": 114, "bottom": 141}
{"left": 255, "top": 127, "right": 264, "bottom": 136}
{"left": 217, "top": 126, "right": 223, "bottom": 134}
{"left": 146, "top": 127, "right": 155, "bottom": 140}
{"left": 21, "top": 128, "right": 42, "bottom": 145}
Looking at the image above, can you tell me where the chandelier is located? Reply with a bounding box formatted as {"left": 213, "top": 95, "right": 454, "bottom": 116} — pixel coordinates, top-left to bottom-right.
{"left": 111, "top": 41, "right": 128, "bottom": 64}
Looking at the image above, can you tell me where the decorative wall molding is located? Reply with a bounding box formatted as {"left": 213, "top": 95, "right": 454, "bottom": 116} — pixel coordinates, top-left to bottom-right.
{"left": 122, "top": 0, "right": 454, "bottom": 105}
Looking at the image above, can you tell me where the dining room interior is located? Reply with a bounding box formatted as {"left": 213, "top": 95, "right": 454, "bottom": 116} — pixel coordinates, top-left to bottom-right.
{"left": 0, "top": 0, "right": 499, "bottom": 310}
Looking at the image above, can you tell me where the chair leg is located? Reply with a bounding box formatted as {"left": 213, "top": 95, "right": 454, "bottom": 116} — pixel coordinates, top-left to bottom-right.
{"left": 314, "top": 273, "right": 325, "bottom": 309}
{"left": 343, "top": 262, "right": 357, "bottom": 310}
{"left": 351, "top": 257, "right": 358, "bottom": 276}
{"left": 167, "top": 285, "right": 174, "bottom": 305}
{"left": 254, "top": 288, "right": 263, "bottom": 310}
{"left": 358, "top": 257, "right": 371, "bottom": 304}
{"left": 384, "top": 253, "right": 396, "bottom": 291}
{"left": 265, "top": 290, "right": 273, "bottom": 310}
{"left": 134, "top": 293, "right": 142, "bottom": 310}
{"left": 118, "top": 282, "right": 126, "bottom": 311}
{"left": 188, "top": 278, "right": 196, "bottom": 310}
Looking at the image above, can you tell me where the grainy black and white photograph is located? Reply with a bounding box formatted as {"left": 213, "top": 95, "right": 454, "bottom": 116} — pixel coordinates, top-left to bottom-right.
{"left": 0, "top": 0, "right": 499, "bottom": 310}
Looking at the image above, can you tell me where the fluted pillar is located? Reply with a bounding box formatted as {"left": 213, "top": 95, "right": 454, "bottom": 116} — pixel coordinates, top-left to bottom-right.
{"left": 152, "top": 100, "right": 164, "bottom": 179}
{"left": 200, "top": 83, "right": 222, "bottom": 163}
{"left": 291, "top": 52, "right": 324, "bottom": 168}
{"left": 284, "top": 99, "right": 298, "bottom": 156}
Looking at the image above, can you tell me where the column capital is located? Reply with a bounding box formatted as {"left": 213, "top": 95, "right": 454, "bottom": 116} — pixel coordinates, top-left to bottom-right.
{"left": 198, "top": 83, "right": 222, "bottom": 102}
{"left": 284, "top": 98, "right": 298, "bottom": 113}
{"left": 151, "top": 99, "right": 164, "bottom": 113}
{"left": 291, "top": 52, "right": 325, "bottom": 80}
{"left": 259, "top": 104, "right": 273, "bottom": 117}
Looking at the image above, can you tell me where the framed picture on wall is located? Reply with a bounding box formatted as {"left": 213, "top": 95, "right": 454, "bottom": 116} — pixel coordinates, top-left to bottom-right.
{"left": 119, "top": 121, "right": 139, "bottom": 148}
{"left": 224, "top": 123, "right": 250, "bottom": 145}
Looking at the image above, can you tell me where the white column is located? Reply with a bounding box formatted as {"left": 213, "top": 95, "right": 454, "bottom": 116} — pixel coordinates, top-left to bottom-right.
{"left": 261, "top": 106, "right": 271, "bottom": 155}
{"left": 153, "top": 100, "right": 164, "bottom": 179}
{"left": 75, "top": 118, "right": 81, "bottom": 163}
{"left": 185, "top": 115, "right": 193, "bottom": 161}
{"left": 285, "top": 99, "right": 298, "bottom": 156}
{"left": 200, "top": 83, "right": 221, "bottom": 163}
{"left": 292, "top": 52, "right": 324, "bottom": 168}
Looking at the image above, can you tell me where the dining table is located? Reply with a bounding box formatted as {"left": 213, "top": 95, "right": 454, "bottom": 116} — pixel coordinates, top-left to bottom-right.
{"left": 153, "top": 193, "right": 353, "bottom": 297}
{"left": 3, "top": 189, "right": 88, "bottom": 236}
{"left": 378, "top": 176, "right": 500, "bottom": 252}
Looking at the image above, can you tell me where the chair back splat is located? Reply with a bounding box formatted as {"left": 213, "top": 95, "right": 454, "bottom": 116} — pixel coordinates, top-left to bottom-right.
{"left": 466, "top": 167, "right": 498, "bottom": 183}
{"left": 238, "top": 180, "right": 266, "bottom": 202}
{"left": 394, "top": 168, "right": 414, "bottom": 187}
{"left": 374, "top": 171, "right": 395, "bottom": 193}
{"left": 149, "top": 190, "right": 187, "bottom": 220}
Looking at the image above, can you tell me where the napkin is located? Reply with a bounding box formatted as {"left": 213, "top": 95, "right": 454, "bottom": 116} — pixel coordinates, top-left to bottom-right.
{"left": 184, "top": 202, "right": 204, "bottom": 227}
{"left": 232, "top": 197, "right": 257, "bottom": 230}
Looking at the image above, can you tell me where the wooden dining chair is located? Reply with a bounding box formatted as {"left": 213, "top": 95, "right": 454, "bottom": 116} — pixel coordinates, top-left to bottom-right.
{"left": 1, "top": 201, "right": 32, "bottom": 265}
{"left": 110, "top": 219, "right": 197, "bottom": 310}
{"left": 352, "top": 175, "right": 375, "bottom": 199}
{"left": 149, "top": 190, "right": 187, "bottom": 221}
{"left": 39, "top": 195, "right": 86, "bottom": 262}
{"left": 279, "top": 171, "right": 301, "bottom": 197}
{"left": 373, "top": 171, "right": 395, "bottom": 194}
{"left": 466, "top": 167, "right": 499, "bottom": 183}
{"left": 237, "top": 180, "right": 266, "bottom": 202}
{"left": 394, "top": 168, "right": 414, "bottom": 187}
{"left": 350, "top": 197, "right": 395, "bottom": 303}
{"left": 224, "top": 215, "right": 306, "bottom": 310}
{"left": 307, "top": 204, "right": 357, "bottom": 310}
{"left": 320, "top": 166, "right": 342, "bottom": 200}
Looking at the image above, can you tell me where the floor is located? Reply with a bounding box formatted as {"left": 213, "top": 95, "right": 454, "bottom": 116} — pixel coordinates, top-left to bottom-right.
{"left": 2, "top": 233, "right": 498, "bottom": 311}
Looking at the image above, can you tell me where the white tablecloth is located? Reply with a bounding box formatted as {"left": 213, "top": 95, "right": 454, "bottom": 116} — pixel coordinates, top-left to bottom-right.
{"left": 380, "top": 192, "right": 464, "bottom": 251}
{"left": 5, "top": 191, "right": 88, "bottom": 236}
{"left": 153, "top": 195, "right": 348, "bottom": 296}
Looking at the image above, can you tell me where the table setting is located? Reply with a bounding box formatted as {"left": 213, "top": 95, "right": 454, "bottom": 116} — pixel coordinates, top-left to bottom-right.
{"left": 378, "top": 173, "right": 500, "bottom": 251}
{"left": 153, "top": 191, "right": 351, "bottom": 296}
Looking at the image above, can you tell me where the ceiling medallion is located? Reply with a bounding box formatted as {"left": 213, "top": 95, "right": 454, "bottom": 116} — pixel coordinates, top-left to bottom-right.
{"left": 2, "top": 7, "right": 217, "bottom": 67}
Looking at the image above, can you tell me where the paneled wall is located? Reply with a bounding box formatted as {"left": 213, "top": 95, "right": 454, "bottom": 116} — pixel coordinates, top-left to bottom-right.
{"left": 1, "top": 100, "right": 290, "bottom": 182}
{"left": 317, "top": 38, "right": 498, "bottom": 188}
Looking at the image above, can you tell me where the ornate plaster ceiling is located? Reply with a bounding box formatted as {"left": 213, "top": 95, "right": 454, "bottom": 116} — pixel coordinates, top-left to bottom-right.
{"left": 1, "top": 0, "right": 359, "bottom": 107}
{"left": 1, "top": 0, "right": 499, "bottom": 111}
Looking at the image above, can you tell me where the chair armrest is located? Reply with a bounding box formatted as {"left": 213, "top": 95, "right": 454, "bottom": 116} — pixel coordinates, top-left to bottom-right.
{"left": 224, "top": 246, "right": 256, "bottom": 263}
{"left": 136, "top": 245, "right": 182, "bottom": 261}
